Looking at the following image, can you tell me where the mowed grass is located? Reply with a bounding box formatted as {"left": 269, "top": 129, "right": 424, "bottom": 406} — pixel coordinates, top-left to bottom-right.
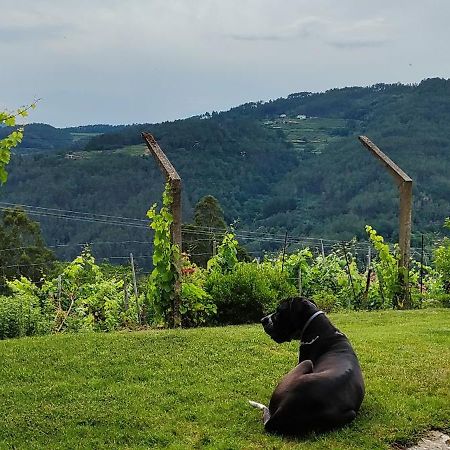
{"left": 0, "top": 310, "right": 449, "bottom": 449}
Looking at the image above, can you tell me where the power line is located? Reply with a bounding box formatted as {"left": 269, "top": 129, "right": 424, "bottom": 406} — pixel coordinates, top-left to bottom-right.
{"left": 0, "top": 201, "right": 438, "bottom": 254}
{"left": 0, "top": 202, "right": 149, "bottom": 224}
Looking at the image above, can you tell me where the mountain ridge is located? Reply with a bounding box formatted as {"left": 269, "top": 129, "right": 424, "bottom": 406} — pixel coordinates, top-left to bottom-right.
{"left": 1, "top": 78, "right": 449, "bottom": 260}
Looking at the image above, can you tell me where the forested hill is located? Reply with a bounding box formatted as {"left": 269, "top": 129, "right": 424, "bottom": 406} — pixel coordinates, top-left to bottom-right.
{"left": 1, "top": 78, "right": 449, "bottom": 260}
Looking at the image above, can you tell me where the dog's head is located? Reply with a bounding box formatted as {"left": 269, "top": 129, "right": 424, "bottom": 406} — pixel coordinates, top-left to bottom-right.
{"left": 260, "top": 297, "right": 318, "bottom": 343}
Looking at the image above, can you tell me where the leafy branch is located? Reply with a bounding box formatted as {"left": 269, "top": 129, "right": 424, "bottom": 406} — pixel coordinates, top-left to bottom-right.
{"left": 0, "top": 102, "right": 38, "bottom": 184}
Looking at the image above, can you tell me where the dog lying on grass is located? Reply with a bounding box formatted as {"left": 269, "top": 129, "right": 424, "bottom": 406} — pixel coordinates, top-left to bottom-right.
{"left": 250, "top": 297, "right": 365, "bottom": 435}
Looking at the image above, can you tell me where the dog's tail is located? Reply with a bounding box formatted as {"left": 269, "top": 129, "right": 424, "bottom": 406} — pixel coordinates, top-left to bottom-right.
{"left": 248, "top": 400, "right": 266, "bottom": 410}
{"left": 248, "top": 400, "right": 271, "bottom": 425}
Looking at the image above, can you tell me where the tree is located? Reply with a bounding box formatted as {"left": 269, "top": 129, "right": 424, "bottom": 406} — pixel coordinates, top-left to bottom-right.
{"left": 0, "top": 208, "right": 55, "bottom": 294}
{"left": 183, "top": 196, "right": 227, "bottom": 267}
{"left": 193, "top": 195, "right": 227, "bottom": 230}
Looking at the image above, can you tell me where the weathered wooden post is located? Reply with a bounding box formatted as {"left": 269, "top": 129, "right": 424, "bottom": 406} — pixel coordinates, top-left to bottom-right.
{"left": 358, "top": 136, "right": 413, "bottom": 308}
{"left": 142, "top": 132, "right": 182, "bottom": 327}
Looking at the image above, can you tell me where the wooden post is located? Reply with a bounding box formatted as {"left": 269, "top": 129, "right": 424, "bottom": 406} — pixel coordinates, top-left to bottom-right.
{"left": 341, "top": 242, "right": 356, "bottom": 308}
{"left": 57, "top": 274, "right": 62, "bottom": 309}
{"left": 298, "top": 267, "right": 302, "bottom": 297}
{"left": 358, "top": 136, "right": 413, "bottom": 308}
{"left": 142, "top": 132, "right": 182, "bottom": 327}
{"left": 363, "top": 246, "right": 372, "bottom": 308}
{"left": 123, "top": 276, "right": 129, "bottom": 311}
{"left": 281, "top": 231, "right": 288, "bottom": 272}
{"left": 420, "top": 234, "right": 424, "bottom": 300}
{"left": 130, "top": 252, "right": 140, "bottom": 324}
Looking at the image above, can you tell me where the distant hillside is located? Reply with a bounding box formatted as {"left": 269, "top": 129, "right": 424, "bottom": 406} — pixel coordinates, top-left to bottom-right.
{"left": 0, "top": 123, "right": 128, "bottom": 153}
{"left": 0, "top": 123, "right": 73, "bottom": 152}
{"left": 1, "top": 78, "right": 449, "bottom": 261}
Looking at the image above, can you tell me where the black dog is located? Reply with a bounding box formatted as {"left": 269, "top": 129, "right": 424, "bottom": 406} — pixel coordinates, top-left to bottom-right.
{"left": 249, "top": 297, "right": 364, "bottom": 435}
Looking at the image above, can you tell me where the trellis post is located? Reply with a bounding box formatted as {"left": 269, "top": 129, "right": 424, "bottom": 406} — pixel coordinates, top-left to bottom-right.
{"left": 358, "top": 136, "right": 413, "bottom": 308}
{"left": 142, "top": 132, "right": 182, "bottom": 327}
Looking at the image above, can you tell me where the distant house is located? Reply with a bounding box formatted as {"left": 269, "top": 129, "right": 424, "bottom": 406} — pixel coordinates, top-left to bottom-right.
{"left": 65, "top": 153, "right": 84, "bottom": 160}
{"left": 296, "top": 114, "right": 307, "bottom": 120}
{"left": 279, "top": 114, "right": 287, "bottom": 118}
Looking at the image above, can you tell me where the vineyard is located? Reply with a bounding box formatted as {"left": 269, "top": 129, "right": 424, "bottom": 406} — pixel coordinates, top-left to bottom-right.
{"left": 1, "top": 183, "right": 449, "bottom": 339}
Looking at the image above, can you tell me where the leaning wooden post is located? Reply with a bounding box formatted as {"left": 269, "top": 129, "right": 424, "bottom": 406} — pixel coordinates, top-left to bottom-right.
{"left": 358, "top": 136, "right": 413, "bottom": 308}
{"left": 142, "top": 132, "right": 182, "bottom": 327}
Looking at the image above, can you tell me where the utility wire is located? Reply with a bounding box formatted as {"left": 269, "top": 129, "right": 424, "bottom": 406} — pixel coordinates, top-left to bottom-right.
{"left": 0, "top": 202, "right": 436, "bottom": 254}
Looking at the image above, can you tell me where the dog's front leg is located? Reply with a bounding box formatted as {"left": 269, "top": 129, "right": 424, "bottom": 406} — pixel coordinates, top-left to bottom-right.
{"left": 296, "top": 359, "right": 314, "bottom": 373}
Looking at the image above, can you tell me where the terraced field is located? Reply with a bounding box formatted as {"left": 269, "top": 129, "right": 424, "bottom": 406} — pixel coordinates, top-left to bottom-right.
{"left": 263, "top": 117, "right": 355, "bottom": 154}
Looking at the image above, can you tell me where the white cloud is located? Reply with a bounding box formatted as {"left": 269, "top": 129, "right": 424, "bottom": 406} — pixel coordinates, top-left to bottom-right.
{"left": 0, "top": 0, "right": 449, "bottom": 126}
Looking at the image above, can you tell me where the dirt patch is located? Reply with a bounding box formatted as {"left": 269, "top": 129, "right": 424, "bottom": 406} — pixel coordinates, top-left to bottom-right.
{"left": 401, "top": 431, "right": 450, "bottom": 450}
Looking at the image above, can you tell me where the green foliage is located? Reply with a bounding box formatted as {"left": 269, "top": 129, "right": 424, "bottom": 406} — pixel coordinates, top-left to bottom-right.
{"left": 273, "top": 247, "right": 366, "bottom": 312}
{"left": 146, "top": 184, "right": 180, "bottom": 326}
{"left": 179, "top": 256, "right": 217, "bottom": 327}
{"left": 366, "top": 225, "right": 401, "bottom": 308}
{"left": 193, "top": 195, "right": 227, "bottom": 230}
{"left": 183, "top": 195, "right": 227, "bottom": 267}
{"left": 4, "top": 80, "right": 450, "bottom": 260}
{"left": 180, "top": 282, "right": 216, "bottom": 327}
{"left": 0, "top": 207, "right": 55, "bottom": 294}
{"left": 278, "top": 247, "right": 312, "bottom": 273}
{"left": 0, "top": 123, "right": 74, "bottom": 152}
{"left": 0, "top": 104, "right": 36, "bottom": 184}
{"left": 42, "top": 247, "right": 129, "bottom": 332}
{"left": 205, "top": 262, "right": 296, "bottom": 324}
{"left": 433, "top": 233, "right": 450, "bottom": 306}
{"left": 207, "top": 232, "right": 239, "bottom": 273}
{"left": 305, "top": 253, "right": 364, "bottom": 311}
{"left": 0, "top": 277, "right": 51, "bottom": 339}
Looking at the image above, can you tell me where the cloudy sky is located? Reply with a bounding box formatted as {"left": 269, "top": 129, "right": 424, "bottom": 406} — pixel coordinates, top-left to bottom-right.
{"left": 1, "top": 0, "right": 449, "bottom": 127}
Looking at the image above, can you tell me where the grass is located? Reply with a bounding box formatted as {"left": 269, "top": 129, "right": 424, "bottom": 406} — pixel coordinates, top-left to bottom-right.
{"left": 0, "top": 309, "right": 449, "bottom": 449}
{"left": 111, "top": 144, "right": 147, "bottom": 157}
{"left": 63, "top": 145, "right": 147, "bottom": 160}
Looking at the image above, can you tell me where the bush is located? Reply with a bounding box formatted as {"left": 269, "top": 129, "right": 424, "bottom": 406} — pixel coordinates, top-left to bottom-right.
{"left": 205, "top": 262, "right": 296, "bottom": 324}
{"left": 0, "top": 278, "right": 52, "bottom": 339}
{"left": 434, "top": 237, "right": 450, "bottom": 294}
{"left": 311, "top": 290, "right": 340, "bottom": 313}
{"left": 42, "top": 248, "right": 131, "bottom": 332}
{"left": 180, "top": 282, "right": 216, "bottom": 327}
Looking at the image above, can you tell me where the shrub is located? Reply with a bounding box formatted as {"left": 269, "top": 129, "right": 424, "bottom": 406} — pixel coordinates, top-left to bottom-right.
{"left": 295, "top": 251, "right": 365, "bottom": 310}
{"left": 0, "top": 277, "right": 52, "bottom": 339}
{"left": 433, "top": 235, "right": 450, "bottom": 307}
{"left": 311, "top": 290, "right": 340, "bottom": 313}
{"left": 42, "top": 248, "right": 128, "bottom": 332}
{"left": 205, "top": 262, "right": 296, "bottom": 324}
{"left": 181, "top": 282, "right": 216, "bottom": 327}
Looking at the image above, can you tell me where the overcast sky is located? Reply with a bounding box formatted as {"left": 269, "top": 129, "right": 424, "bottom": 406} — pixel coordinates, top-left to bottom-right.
{"left": 1, "top": 0, "right": 449, "bottom": 127}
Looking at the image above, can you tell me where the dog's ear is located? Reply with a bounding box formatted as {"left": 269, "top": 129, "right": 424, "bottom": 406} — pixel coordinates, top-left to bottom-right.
{"left": 308, "top": 298, "right": 317, "bottom": 307}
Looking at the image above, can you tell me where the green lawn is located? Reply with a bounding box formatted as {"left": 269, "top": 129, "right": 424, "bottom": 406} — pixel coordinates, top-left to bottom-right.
{"left": 0, "top": 309, "right": 449, "bottom": 449}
